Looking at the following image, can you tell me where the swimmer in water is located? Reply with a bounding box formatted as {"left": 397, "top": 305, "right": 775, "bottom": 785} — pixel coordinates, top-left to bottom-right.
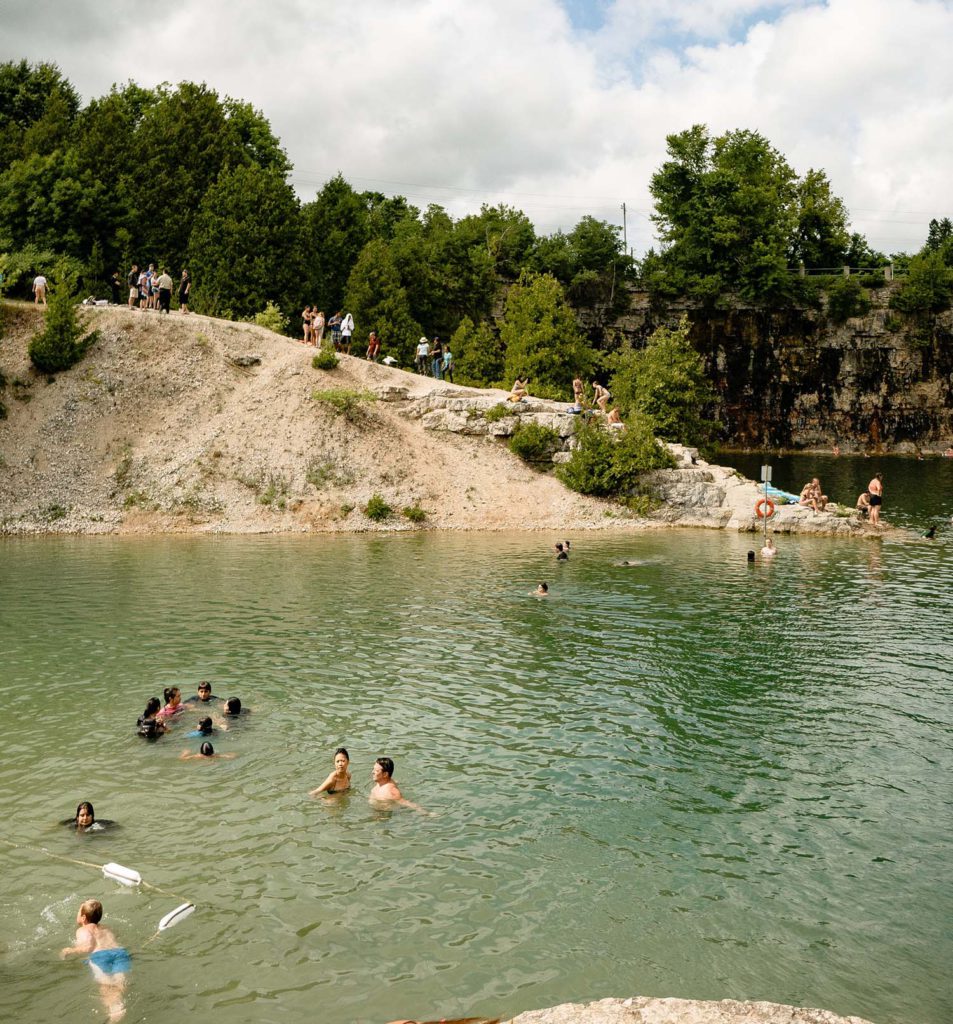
{"left": 186, "top": 681, "right": 220, "bottom": 705}
{"left": 179, "top": 742, "right": 236, "bottom": 761}
{"left": 310, "top": 747, "right": 352, "bottom": 796}
{"left": 555, "top": 542, "right": 568, "bottom": 561}
{"left": 136, "top": 697, "right": 167, "bottom": 739}
{"left": 370, "top": 757, "right": 427, "bottom": 813}
{"left": 156, "top": 686, "right": 185, "bottom": 720}
{"left": 761, "top": 538, "right": 777, "bottom": 558}
{"left": 222, "top": 697, "right": 245, "bottom": 717}
{"left": 747, "top": 550, "right": 756, "bottom": 563}
{"left": 64, "top": 801, "right": 114, "bottom": 832}
{"left": 534, "top": 582, "right": 549, "bottom": 596}
{"left": 184, "top": 716, "right": 215, "bottom": 738}
{"left": 60, "top": 898, "right": 130, "bottom": 1021}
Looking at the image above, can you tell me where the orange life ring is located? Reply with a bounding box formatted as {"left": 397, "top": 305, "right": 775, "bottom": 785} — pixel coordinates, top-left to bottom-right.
{"left": 755, "top": 497, "right": 776, "bottom": 519}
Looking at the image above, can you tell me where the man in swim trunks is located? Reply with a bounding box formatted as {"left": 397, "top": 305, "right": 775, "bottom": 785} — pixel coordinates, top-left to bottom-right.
{"left": 61, "top": 899, "right": 130, "bottom": 1021}
{"left": 867, "top": 472, "right": 883, "bottom": 525}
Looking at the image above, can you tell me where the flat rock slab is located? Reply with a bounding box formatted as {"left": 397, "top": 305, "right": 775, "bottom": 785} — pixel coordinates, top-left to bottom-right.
{"left": 506, "top": 996, "right": 875, "bottom": 1024}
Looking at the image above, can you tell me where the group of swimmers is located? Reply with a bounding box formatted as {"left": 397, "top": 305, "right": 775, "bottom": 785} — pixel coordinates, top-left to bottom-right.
{"left": 136, "top": 681, "right": 245, "bottom": 759}
{"left": 535, "top": 540, "right": 573, "bottom": 596}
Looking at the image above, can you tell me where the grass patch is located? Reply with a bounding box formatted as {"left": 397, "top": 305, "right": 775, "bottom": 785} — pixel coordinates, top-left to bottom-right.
{"left": 364, "top": 494, "right": 392, "bottom": 521}
{"left": 484, "top": 403, "right": 513, "bottom": 423}
{"left": 305, "top": 458, "right": 354, "bottom": 489}
{"left": 41, "top": 503, "right": 69, "bottom": 522}
{"left": 312, "top": 388, "right": 376, "bottom": 421}
{"left": 402, "top": 503, "right": 427, "bottom": 523}
{"left": 123, "top": 490, "right": 151, "bottom": 510}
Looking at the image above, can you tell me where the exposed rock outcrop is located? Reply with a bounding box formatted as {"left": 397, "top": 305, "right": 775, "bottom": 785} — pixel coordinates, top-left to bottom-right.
{"left": 505, "top": 996, "right": 875, "bottom": 1024}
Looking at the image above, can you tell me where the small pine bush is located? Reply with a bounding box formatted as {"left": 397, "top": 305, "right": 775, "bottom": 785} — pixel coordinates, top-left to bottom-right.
{"left": 252, "top": 302, "right": 289, "bottom": 334}
{"left": 402, "top": 503, "right": 427, "bottom": 523}
{"left": 364, "top": 494, "right": 392, "bottom": 521}
{"left": 312, "top": 388, "right": 375, "bottom": 420}
{"left": 312, "top": 347, "right": 339, "bottom": 371}
{"left": 508, "top": 421, "right": 562, "bottom": 463}
{"left": 28, "top": 265, "right": 98, "bottom": 374}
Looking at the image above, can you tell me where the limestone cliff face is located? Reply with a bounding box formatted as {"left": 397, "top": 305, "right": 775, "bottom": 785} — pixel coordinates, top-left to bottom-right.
{"left": 585, "top": 285, "right": 953, "bottom": 451}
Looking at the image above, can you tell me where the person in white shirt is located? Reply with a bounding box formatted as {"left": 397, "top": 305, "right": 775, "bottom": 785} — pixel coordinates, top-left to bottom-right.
{"left": 415, "top": 337, "right": 430, "bottom": 374}
{"left": 33, "top": 274, "right": 48, "bottom": 305}
{"left": 340, "top": 312, "right": 355, "bottom": 353}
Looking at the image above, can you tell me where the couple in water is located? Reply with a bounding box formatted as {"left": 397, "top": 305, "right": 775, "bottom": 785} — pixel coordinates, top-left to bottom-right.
{"left": 310, "top": 749, "right": 425, "bottom": 812}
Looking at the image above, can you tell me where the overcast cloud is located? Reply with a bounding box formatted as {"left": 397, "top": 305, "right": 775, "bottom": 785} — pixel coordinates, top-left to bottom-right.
{"left": 3, "top": 0, "right": 951, "bottom": 254}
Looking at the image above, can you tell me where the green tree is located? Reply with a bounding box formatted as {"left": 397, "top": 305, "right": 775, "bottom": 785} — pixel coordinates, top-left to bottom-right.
{"left": 789, "top": 169, "right": 851, "bottom": 268}
{"left": 300, "top": 174, "right": 372, "bottom": 313}
{"left": 610, "top": 316, "right": 714, "bottom": 447}
{"left": 187, "top": 163, "right": 301, "bottom": 318}
{"left": 501, "top": 272, "right": 591, "bottom": 398}
{"left": 28, "top": 261, "right": 98, "bottom": 373}
{"left": 649, "top": 124, "right": 798, "bottom": 302}
{"left": 0, "top": 60, "right": 79, "bottom": 166}
{"left": 344, "top": 238, "right": 422, "bottom": 363}
{"left": 451, "top": 316, "right": 504, "bottom": 386}
{"left": 890, "top": 251, "right": 953, "bottom": 314}
{"left": 826, "top": 276, "right": 871, "bottom": 323}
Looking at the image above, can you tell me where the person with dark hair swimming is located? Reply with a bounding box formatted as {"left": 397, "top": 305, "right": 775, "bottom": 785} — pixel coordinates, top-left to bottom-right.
{"left": 179, "top": 742, "right": 236, "bottom": 761}
{"left": 184, "top": 717, "right": 215, "bottom": 738}
{"left": 156, "top": 687, "right": 185, "bottom": 721}
{"left": 310, "top": 747, "right": 352, "bottom": 796}
{"left": 63, "top": 802, "right": 115, "bottom": 832}
{"left": 369, "top": 757, "right": 427, "bottom": 813}
{"left": 137, "top": 698, "right": 167, "bottom": 739}
{"left": 185, "top": 681, "right": 220, "bottom": 705}
{"left": 223, "top": 697, "right": 244, "bottom": 717}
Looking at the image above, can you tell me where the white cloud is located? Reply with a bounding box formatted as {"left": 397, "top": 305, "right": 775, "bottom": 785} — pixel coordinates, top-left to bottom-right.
{"left": 2, "top": 0, "right": 951, "bottom": 254}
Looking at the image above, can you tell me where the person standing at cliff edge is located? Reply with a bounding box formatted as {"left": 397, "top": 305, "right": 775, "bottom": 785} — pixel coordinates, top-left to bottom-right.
{"left": 867, "top": 472, "right": 884, "bottom": 526}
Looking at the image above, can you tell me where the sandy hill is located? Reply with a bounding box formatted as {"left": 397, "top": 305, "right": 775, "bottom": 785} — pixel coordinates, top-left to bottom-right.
{"left": 0, "top": 303, "right": 622, "bottom": 535}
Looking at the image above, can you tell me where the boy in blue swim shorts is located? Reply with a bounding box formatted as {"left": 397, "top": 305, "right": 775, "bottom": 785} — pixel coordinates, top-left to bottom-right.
{"left": 61, "top": 898, "right": 130, "bottom": 1021}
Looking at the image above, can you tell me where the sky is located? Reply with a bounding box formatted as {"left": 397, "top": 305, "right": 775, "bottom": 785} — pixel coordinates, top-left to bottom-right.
{"left": 3, "top": 0, "right": 952, "bottom": 256}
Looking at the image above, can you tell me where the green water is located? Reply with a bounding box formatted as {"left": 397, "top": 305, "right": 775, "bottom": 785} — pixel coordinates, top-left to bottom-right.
{"left": 1, "top": 508, "right": 951, "bottom": 1023}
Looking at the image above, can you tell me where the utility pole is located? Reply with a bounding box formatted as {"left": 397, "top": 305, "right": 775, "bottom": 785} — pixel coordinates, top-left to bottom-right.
{"left": 621, "top": 202, "right": 627, "bottom": 254}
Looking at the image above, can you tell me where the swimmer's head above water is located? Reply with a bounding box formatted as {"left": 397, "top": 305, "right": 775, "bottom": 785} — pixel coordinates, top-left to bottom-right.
{"left": 197, "top": 717, "right": 213, "bottom": 735}
{"left": 75, "top": 802, "right": 95, "bottom": 828}
{"left": 224, "top": 697, "right": 241, "bottom": 716}
{"left": 200, "top": 742, "right": 214, "bottom": 757}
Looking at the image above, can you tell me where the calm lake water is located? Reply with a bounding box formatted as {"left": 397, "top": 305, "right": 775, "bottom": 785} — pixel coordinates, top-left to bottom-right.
{"left": 1, "top": 474, "right": 951, "bottom": 1024}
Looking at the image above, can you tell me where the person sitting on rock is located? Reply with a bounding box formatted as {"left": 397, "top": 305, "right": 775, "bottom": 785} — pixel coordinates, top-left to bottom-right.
{"left": 606, "top": 408, "right": 624, "bottom": 428}
{"left": 799, "top": 478, "right": 828, "bottom": 512}
{"left": 856, "top": 490, "right": 871, "bottom": 518}
{"left": 507, "top": 378, "right": 528, "bottom": 402}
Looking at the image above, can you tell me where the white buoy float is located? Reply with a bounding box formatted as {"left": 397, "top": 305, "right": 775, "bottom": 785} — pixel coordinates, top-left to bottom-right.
{"left": 102, "top": 862, "right": 142, "bottom": 886}
{"left": 158, "top": 902, "right": 195, "bottom": 931}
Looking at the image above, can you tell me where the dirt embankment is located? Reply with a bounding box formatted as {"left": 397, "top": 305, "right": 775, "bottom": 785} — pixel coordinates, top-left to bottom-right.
{"left": 0, "top": 303, "right": 626, "bottom": 535}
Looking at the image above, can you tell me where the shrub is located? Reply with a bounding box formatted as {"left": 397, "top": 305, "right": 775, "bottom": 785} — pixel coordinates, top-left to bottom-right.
{"left": 402, "top": 503, "right": 427, "bottom": 523}
{"left": 312, "top": 347, "right": 339, "bottom": 371}
{"left": 312, "top": 388, "right": 376, "bottom": 420}
{"left": 890, "top": 251, "right": 953, "bottom": 314}
{"left": 28, "top": 264, "right": 99, "bottom": 374}
{"left": 484, "top": 403, "right": 513, "bottom": 423}
{"left": 364, "top": 494, "right": 392, "bottom": 521}
{"left": 508, "top": 421, "right": 562, "bottom": 463}
{"left": 252, "top": 302, "right": 289, "bottom": 334}
{"left": 826, "top": 276, "right": 870, "bottom": 323}
{"left": 557, "top": 415, "right": 674, "bottom": 498}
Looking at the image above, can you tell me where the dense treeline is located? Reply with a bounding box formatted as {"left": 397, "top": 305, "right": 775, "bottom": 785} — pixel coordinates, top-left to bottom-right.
{"left": 2, "top": 60, "right": 951, "bottom": 388}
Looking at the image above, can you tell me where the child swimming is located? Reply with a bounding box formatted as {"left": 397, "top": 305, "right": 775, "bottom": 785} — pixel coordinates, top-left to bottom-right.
{"left": 60, "top": 899, "right": 130, "bottom": 1021}
{"left": 63, "top": 801, "right": 115, "bottom": 833}
{"left": 179, "top": 742, "right": 236, "bottom": 761}
{"left": 309, "top": 747, "right": 352, "bottom": 796}
{"left": 156, "top": 687, "right": 185, "bottom": 720}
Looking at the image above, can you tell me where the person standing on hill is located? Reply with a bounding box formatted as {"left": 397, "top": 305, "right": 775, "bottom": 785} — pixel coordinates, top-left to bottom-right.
{"left": 110, "top": 271, "right": 122, "bottom": 305}
{"left": 301, "top": 304, "right": 313, "bottom": 344}
{"left": 415, "top": 336, "right": 430, "bottom": 374}
{"left": 328, "top": 311, "right": 343, "bottom": 351}
{"left": 313, "top": 309, "right": 325, "bottom": 347}
{"left": 156, "top": 268, "right": 174, "bottom": 314}
{"left": 430, "top": 337, "right": 444, "bottom": 379}
{"left": 32, "top": 273, "right": 47, "bottom": 305}
{"left": 127, "top": 265, "right": 140, "bottom": 308}
{"left": 178, "top": 269, "right": 191, "bottom": 314}
{"left": 867, "top": 472, "right": 884, "bottom": 525}
{"left": 341, "top": 312, "right": 355, "bottom": 354}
